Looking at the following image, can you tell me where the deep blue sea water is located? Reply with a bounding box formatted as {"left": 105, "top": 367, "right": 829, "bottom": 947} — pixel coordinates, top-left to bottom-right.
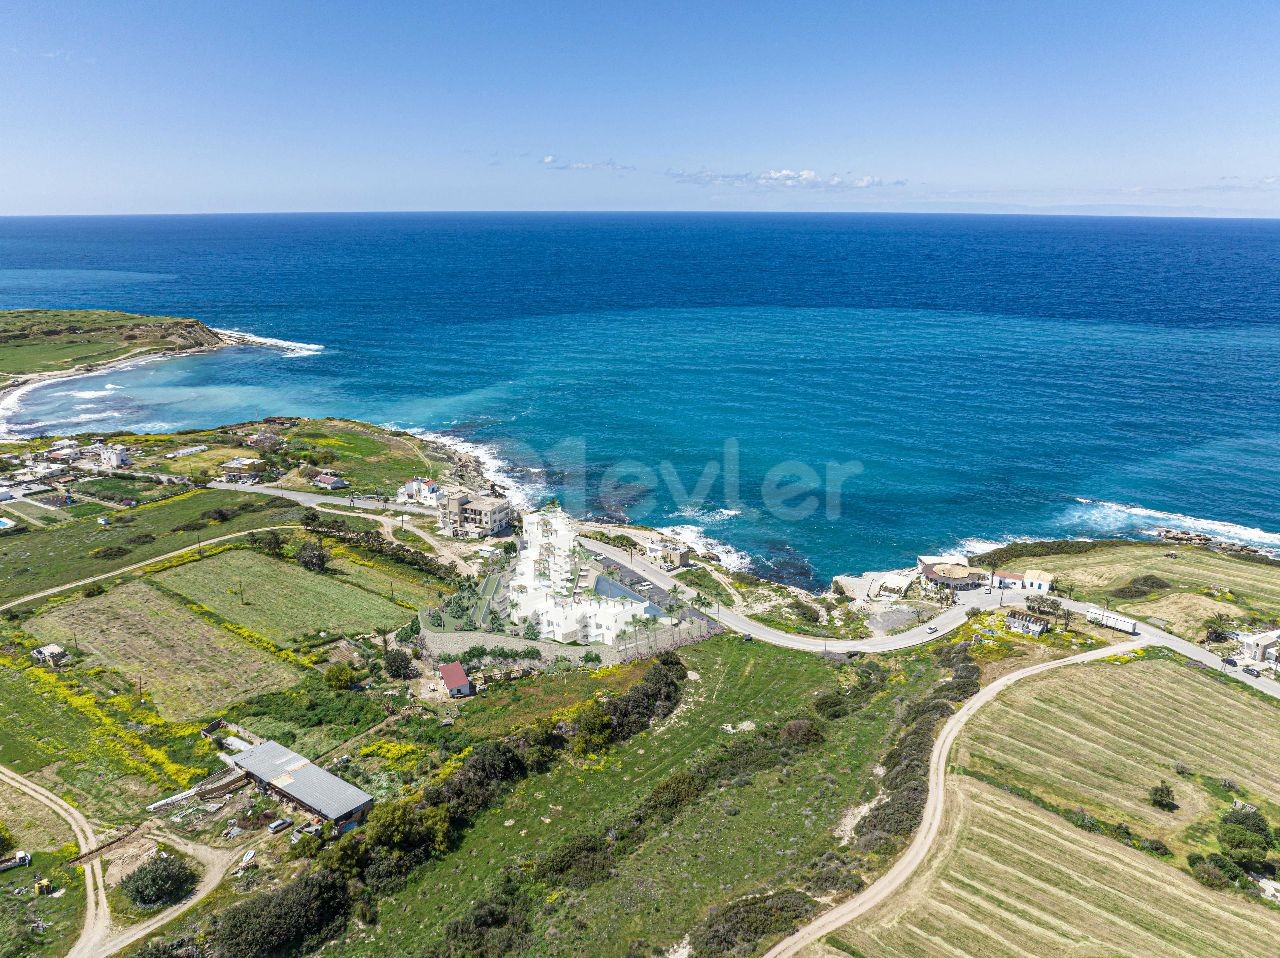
{"left": 3, "top": 212, "right": 1280, "bottom": 586}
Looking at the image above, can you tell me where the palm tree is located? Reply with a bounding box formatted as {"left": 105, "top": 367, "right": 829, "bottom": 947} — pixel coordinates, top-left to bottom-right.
{"left": 1205, "top": 613, "right": 1235, "bottom": 643}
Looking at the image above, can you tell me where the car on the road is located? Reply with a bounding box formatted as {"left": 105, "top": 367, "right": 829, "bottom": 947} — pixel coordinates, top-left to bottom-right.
{"left": 983, "top": 587, "right": 992, "bottom": 594}
{"left": 1222, "top": 657, "right": 1238, "bottom": 667}
{"left": 1244, "top": 666, "right": 1262, "bottom": 678}
{"left": 926, "top": 625, "right": 938, "bottom": 634}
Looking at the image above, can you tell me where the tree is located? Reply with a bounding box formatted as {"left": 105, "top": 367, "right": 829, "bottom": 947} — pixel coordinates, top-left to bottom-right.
{"left": 325, "top": 663, "right": 356, "bottom": 691}
{"left": 1149, "top": 780, "right": 1178, "bottom": 811}
{"left": 251, "top": 529, "right": 285, "bottom": 556}
{"left": 364, "top": 799, "right": 450, "bottom": 856}
{"left": 0, "top": 820, "right": 13, "bottom": 858}
{"left": 1218, "top": 823, "right": 1270, "bottom": 868}
{"left": 523, "top": 620, "right": 540, "bottom": 641}
{"left": 296, "top": 540, "right": 329, "bottom": 573}
{"left": 581, "top": 651, "right": 602, "bottom": 665}
{"left": 385, "top": 648, "right": 413, "bottom": 679}
{"left": 1204, "top": 613, "right": 1235, "bottom": 643}
{"left": 121, "top": 854, "right": 199, "bottom": 908}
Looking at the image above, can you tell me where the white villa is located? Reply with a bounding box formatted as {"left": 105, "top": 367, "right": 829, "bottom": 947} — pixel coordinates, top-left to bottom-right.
{"left": 509, "top": 508, "right": 659, "bottom": 645}
{"left": 398, "top": 476, "right": 441, "bottom": 505}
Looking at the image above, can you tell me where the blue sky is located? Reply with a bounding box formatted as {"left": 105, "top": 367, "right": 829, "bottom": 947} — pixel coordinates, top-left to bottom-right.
{"left": 3, "top": 1, "right": 1279, "bottom": 215}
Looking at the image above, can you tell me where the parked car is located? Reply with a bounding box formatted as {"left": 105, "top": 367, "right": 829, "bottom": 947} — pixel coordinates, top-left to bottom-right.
{"left": 267, "top": 818, "right": 293, "bottom": 834}
{"left": 1222, "top": 657, "right": 1238, "bottom": 667}
{"left": 1244, "top": 666, "right": 1262, "bottom": 678}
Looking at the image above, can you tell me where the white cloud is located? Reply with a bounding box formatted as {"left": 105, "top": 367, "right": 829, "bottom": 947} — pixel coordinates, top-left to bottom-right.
{"left": 539, "top": 154, "right": 634, "bottom": 172}
{"left": 667, "top": 167, "right": 902, "bottom": 192}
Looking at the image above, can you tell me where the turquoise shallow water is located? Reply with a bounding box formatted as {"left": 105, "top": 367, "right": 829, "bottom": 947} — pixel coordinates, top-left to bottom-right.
{"left": 3, "top": 213, "right": 1280, "bottom": 585}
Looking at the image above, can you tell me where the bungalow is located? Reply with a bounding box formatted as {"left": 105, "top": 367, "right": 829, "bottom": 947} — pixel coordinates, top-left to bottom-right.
{"left": 31, "top": 644, "right": 68, "bottom": 667}
{"left": 921, "top": 561, "right": 986, "bottom": 591}
{"left": 994, "top": 569, "right": 1055, "bottom": 593}
{"left": 440, "top": 661, "right": 475, "bottom": 698}
{"left": 993, "top": 570, "right": 1023, "bottom": 589}
{"left": 399, "top": 477, "right": 440, "bottom": 504}
{"left": 1006, "top": 610, "right": 1051, "bottom": 637}
{"left": 312, "top": 474, "right": 349, "bottom": 491}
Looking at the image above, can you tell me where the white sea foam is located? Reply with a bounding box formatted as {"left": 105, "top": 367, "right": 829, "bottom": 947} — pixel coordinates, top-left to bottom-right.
{"left": 59, "top": 384, "right": 123, "bottom": 400}
{"left": 657, "top": 523, "right": 754, "bottom": 571}
{"left": 1069, "top": 498, "right": 1280, "bottom": 552}
{"left": 210, "top": 327, "right": 326, "bottom": 357}
{"left": 403, "top": 427, "right": 549, "bottom": 513}
{"left": 671, "top": 504, "right": 743, "bottom": 524}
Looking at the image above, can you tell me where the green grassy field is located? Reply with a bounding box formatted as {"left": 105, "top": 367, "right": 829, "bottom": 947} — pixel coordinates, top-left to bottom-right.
{"left": 0, "top": 489, "right": 304, "bottom": 604}
{"left": 24, "top": 580, "right": 302, "bottom": 720}
{"left": 75, "top": 475, "right": 177, "bottom": 504}
{"left": 0, "top": 500, "right": 68, "bottom": 526}
{"left": 0, "top": 309, "right": 220, "bottom": 384}
{"left": 154, "top": 549, "right": 412, "bottom": 646}
{"left": 675, "top": 564, "right": 735, "bottom": 605}
{"left": 0, "top": 657, "right": 217, "bottom": 820}
{"left": 328, "top": 636, "right": 937, "bottom": 957}
{"left": 957, "top": 652, "right": 1280, "bottom": 859}
{"left": 326, "top": 544, "right": 450, "bottom": 609}
{"left": 276, "top": 419, "right": 448, "bottom": 495}
{"left": 815, "top": 778, "right": 1280, "bottom": 958}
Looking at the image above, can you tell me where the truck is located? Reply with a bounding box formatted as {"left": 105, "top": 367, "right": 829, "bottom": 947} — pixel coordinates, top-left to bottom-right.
{"left": 1085, "top": 609, "right": 1139, "bottom": 635}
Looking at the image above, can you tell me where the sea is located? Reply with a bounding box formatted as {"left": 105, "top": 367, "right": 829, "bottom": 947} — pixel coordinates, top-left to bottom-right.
{"left": 3, "top": 212, "right": 1280, "bottom": 587}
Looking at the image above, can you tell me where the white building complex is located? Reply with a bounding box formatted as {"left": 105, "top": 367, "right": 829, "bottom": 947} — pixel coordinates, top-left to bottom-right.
{"left": 509, "top": 508, "right": 659, "bottom": 645}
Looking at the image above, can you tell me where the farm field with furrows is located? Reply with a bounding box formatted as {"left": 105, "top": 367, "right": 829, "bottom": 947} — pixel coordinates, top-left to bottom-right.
{"left": 957, "top": 653, "right": 1280, "bottom": 852}
{"left": 812, "top": 778, "right": 1280, "bottom": 958}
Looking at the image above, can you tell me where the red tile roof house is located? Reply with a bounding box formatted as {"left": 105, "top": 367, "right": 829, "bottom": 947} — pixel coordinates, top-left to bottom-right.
{"left": 312, "top": 473, "right": 349, "bottom": 491}
{"left": 440, "top": 662, "right": 475, "bottom": 698}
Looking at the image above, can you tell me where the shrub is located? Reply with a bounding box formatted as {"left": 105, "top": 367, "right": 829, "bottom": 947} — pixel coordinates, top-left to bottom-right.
{"left": 325, "top": 663, "right": 356, "bottom": 691}
{"left": 426, "top": 873, "right": 532, "bottom": 958}
{"left": 121, "top": 854, "right": 199, "bottom": 908}
{"left": 90, "top": 545, "right": 130, "bottom": 560}
{"left": 82, "top": 583, "right": 106, "bottom": 598}
{"left": 1149, "top": 780, "right": 1177, "bottom": 811}
{"left": 689, "top": 890, "right": 817, "bottom": 957}
{"left": 779, "top": 719, "right": 824, "bottom": 747}
{"left": 858, "top": 781, "right": 928, "bottom": 836}
{"left": 385, "top": 648, "right": 414, "bottom": 679}
{"left": 645, "top": 771, "right": 708, "bottom": 819}
{"left": 296, "top": 540, "right": 330, "bottom": 573}
{"left": 535, "top": 833, "right": 614, "bottom": 888}
{"left": 0, "top": 820, "right": 13, "bottom": 858}
{"left": 1192, "top": 860, "right": 1231, "bottom": 890}
{"left": 1222, "top": 806, "right": 1272, "bottom": 841}
{"left": 582, "top": 650, "right": 602, "bottom": 664}
{"left": 210, "top": 868, "right": 351, "bottom": 958}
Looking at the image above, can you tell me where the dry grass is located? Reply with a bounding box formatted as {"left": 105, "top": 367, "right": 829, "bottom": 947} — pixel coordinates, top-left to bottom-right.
{"left": 0, "top": 779, "right": 73, "bottom": 852}
{"left": 813, "top": 778, "right": 1280, "bottom": 958}
{"left": 24, "top": 580, "right": 301, "bottom": 720}
{"left": 1117, "top": 592, "right": 1241, "bottom": 639}
{"left": 1006, "top": 543, "right": 1280, "bottom": 615}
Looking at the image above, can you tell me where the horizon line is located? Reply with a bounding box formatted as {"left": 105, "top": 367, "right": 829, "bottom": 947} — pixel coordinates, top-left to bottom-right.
{"left": 2, "top": 208, "right": 1280, "bottom": 222}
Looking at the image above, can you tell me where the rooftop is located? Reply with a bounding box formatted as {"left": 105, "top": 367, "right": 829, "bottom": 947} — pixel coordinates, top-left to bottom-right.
{"left": 231, "top": 741, "right": 372, "bottom": 821}
{"left": 440, "top": 661, "right": 470, "bottom": 689}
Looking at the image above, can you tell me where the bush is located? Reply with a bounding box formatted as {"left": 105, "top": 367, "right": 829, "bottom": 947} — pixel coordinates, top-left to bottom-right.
{"left": 535, "top": 833, "right": 614, "bottom": 888}
{"left": 0, "top": 820, "right": 13, "bottom": 857}
{"left": 81, "top": 583, "right": 105, "bottom": 598}
{"left": 1192, "top": 860, "right": 1231, "bottom": 890}
{"left": 426, "top": 873, "right": 532, "bottom": 958}
{"left": 121, "top": 854, "right": 199, "bottom": 908}
{"left": 858, "top": 781, "right": 928, "bottom": 836}
{"left": 90, "top": 545, "right": 130, "bottom": 560}
{"left": 325, "top": 663, "right": 356, "bottom": 691}
{"left": 296, "top": 540, "right": 330, "bottom": 573}
{"left": 581, "top": 650, "right": 602, "bottom": 664}
{"left": 1149, "top": 780, "right": 1178, "bottom": 811}
{"left": 645, "top": 771, "right": 708, "bottom": 819}
{"left": 689, "top": 890, "right": 817, "bottom": 957}
{"left": 385, "top": 648, "right": 414, "bottom": 679}
{"left": 211, "top": 869, "right": 350, "bottom": 958}
{"left": 779, "top": 719, "right": 824, "bottom": 747}
{"left": 1222, "top": 806, "right": 1272, "bottom": 841}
